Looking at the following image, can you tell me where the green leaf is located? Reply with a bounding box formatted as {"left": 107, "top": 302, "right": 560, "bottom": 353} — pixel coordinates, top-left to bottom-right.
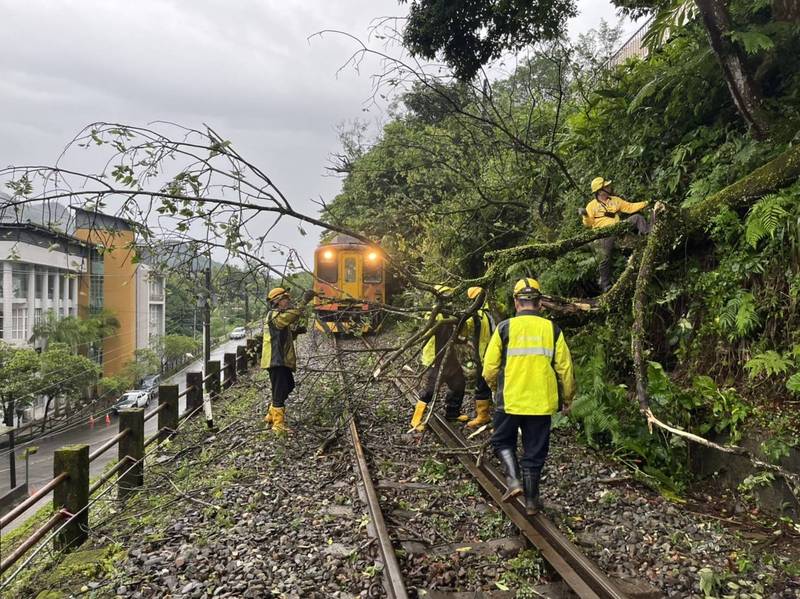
{"left": 627, "top": 78, "right": 659, "bottom": 114}
{"left": 787, "top": 372, "right": 800, "bottom": 395}
{"left": 729, "top": 31, "right": 774, "bottom": 55}
{"left": 745, "top": 351, "right": 791, "bottom": 379}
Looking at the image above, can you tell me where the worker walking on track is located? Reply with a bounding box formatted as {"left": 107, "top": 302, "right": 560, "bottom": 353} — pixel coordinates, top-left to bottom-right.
{"left": 410, "top": 285, "right": 467, "bottom": 431}
{"left": 581, "top": 177, "right": 650, "bottom": 292}
{"left": 262, "top": 286, "right": 316, "bottom": 433}
{"left": 482, "top": 278, "right": 575, "bottom": 515}
{"left": 464, "top": 286, "right": 495, "bottom": 429}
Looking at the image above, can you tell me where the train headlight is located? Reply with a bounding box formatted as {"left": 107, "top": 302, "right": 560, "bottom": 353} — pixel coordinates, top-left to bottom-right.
{"left": 367, "top": 251, "right": 379, "bottom": 262}
{"left": 322, "top": 250, "right": 334, "bottom": 260}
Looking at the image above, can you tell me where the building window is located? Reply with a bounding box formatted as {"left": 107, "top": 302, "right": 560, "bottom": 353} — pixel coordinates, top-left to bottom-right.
{"left": 12, "top": 306, "right": 27, "bottom": 340}
{"left": 90, "top": 251, "right": 104, "bottom": 315}
{"left": 149, "top": 304, "right": 164, "bottom": 344}
{"left": 12, "top": 267, "right": 29, "bottom": 299}
{"left": 35, "top": 308, "right": 43, "bottom": 325}
{"left": 67, "top": 277, "right": 73, "bottom": 300}
{"left": 149, "top": 275, "right": 164, "bottom": 301}
{"left": 35, "top": 269, "right": 43, "bottom": 299}
{"left": 48, "top": 274, "right": 55, "bottom": 299}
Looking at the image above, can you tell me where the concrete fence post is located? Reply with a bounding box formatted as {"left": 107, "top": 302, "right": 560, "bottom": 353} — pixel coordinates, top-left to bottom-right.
{"left": 224, "top": 353, "right": 237, "bottom": 388}
{"left": 245, "top": 339, "right": 258, "bottom": 367}
{"left": 254, "top": 335, "right": 264, "bottom": 362}
{"left": 53, "top": 444, "right": 89, "bottom": 551}
{"left": 205, "top": 360, "right": 221, "bottom": 401}
{"left": 186, "top": 372, "right": 203, "bottom": 415}
{"left": 118, "top": 408, "right": 145, "bottom": 500}
{"left": 236, "top": 345, "right": 247, "bottom": 374}
{"left": 158, "top": 385, "right": 179, "bottom": 441}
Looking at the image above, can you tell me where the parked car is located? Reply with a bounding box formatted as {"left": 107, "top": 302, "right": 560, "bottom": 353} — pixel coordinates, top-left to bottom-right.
{"left": 229, "top": 326, "right": 246, "bottom": 340}
{"left": 141, "top": 374, "right": 161, "bottom": 401}
{"left": 112, "top": 390, "right": 150, "bottom": 413}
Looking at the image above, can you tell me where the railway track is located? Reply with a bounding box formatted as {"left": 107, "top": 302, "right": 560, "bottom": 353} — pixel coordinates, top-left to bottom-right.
{"left": 354, "top": 334, "right": 637, "bottom": 599}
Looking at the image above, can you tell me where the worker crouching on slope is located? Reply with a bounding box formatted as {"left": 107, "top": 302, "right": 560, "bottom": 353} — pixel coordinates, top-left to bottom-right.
{"left": 581, "top": 177, "right": 650, "bottom": 292}
{"left": 410, "top": 285, "right": 468, "bottom": 431}
{"left": 464, "top": 286, "right": 495, "bottom": 429}
{"left": 482, "top": 278, "right": 576, "bottom": 515}
{"left": 262, "top": 286, "right": 316, "bottom": 433}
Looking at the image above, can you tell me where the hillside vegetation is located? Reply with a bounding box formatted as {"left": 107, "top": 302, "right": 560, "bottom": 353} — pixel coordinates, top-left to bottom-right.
{"left": 323, "top": 3, "right": 800, "bottom": 498}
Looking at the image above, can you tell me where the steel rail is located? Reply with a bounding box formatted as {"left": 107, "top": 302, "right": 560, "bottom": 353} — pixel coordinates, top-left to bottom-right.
{"left": 361, "top": 336, "right": 631, "bottom": 599}
{"left": 88, "top": 457, "right": 130, "bottom": 495}
{"left": 0, "top": 472, "right": 68, "bottom": 530}
{"left": 0, "top": 511, "right": 67, "bottom": 574}
{"left": 332, "top": 336, "right": 408, "bottom": 599}
{"left": 144, "top": 402, "right": 167, "bottom": 422}
{"left": 89, "top": 428, "right": 131, "bottom": 462}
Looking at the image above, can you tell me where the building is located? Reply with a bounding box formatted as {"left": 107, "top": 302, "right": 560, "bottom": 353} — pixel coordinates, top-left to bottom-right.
{"left": 0, "top": 194, "right": 165, "bottom": 376}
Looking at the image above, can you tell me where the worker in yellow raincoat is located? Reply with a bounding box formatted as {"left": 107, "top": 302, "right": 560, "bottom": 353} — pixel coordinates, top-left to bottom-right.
{"left": 581, "top": 177, "right": 650, "bottom": 291}
{"left": 482, "top": 278, "right": 575, "bottom": 515}
{"left": 463, "top": 286, "right": 495, "bottom": 428}
{"left": 261, "top": 287, "right": 316, "bottom": 433}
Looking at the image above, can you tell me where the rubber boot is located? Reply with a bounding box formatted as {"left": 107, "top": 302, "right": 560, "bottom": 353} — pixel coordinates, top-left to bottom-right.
{"left": 272, "top": 407, "right": 287, "bottom": 434}
{"left": 497, "top": 448, "right": 523, "bottom": 502}
{"left": 444, "top": 391, "right": 469, "bottom": 422}
{"left": 522, "top": 468, "right": 542, "bottom": 516}
{"left": 466, "top": 399, "right": 491, "bottom": 428}
{"left": 263, "top": 405, "right": 274, "bottom": 426}
{"left": 410, "top": 400, "right": 427, "bottom": 432}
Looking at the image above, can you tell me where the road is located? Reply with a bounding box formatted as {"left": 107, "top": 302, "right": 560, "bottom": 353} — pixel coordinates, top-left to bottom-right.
{"left": 0, "top": 338, "right": 250, "bottom": 535}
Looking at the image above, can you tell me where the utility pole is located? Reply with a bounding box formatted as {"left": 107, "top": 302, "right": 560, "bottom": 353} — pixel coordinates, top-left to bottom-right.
{"left": 203, "top": 264, "right": 211, "bottom": 366}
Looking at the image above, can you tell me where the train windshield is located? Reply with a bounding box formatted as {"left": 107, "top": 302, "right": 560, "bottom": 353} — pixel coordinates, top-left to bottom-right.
{"left": 317, "top": 251, "right": 338, "bottom": 283}
{"left": 363, "top": 258, "right": 382, "bottom": 283}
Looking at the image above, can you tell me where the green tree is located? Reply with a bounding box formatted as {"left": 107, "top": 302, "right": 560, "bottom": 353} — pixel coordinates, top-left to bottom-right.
{"left": 160, "top": 334, "right": 201, "bottom": 372}
{"left": 37, "top": 342, "right": 101, "bottom": 432}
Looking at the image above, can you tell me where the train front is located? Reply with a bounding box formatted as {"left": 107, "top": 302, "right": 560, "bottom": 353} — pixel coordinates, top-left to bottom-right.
{"left": 312, "top": 235, "right": 386, "bottom": 333}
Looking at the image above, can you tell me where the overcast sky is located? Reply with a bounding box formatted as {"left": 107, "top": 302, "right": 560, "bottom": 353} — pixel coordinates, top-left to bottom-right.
{"left": 0, "top": 0, "right": 638, "bottom": 269}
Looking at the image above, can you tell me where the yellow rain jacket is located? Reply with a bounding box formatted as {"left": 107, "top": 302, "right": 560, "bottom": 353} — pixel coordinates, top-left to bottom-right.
{"left": 464, "top": 307, "right": 495, "bottom": 362}
{"left": 582, "top": 196, "right": 648, "bottom": 229}
{"left": 261, "top": 308, "right": 302, "bottom": 371}
{"left": 421, "top": 313, "right": 449, "bottom": 367}
{"left": 482, "top": 311, "right": 575, "bottom": 415}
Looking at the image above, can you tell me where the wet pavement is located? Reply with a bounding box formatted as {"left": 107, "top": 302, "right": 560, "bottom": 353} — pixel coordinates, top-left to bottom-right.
{"left": 0, "top": 338, "right": 248, "bottom": 535}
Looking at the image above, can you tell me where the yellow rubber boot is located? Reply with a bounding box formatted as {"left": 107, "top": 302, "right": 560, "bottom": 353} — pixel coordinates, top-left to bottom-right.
{"left": 410, "top": 400, "right": 427, "bottom": 432}
{"left": 272, "top": 407, "right": 287, "bottom": 434}
{"left": 466, "top": 400, "right": 492, "bottom": 428}
{"left": 264, "top": 405, "right": 274, "bottom": 426}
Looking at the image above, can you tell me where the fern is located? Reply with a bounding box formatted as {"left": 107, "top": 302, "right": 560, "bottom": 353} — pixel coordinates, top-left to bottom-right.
{"left": 745, "top": 193, "right": 790, "bottom": 248}
{"left": 718, "top": 290, "right": 760, "bottom": 339}
{"left": 787, "top": 372, "right": 800, "bottom": 395}
{"left": 745, "top": 350, "right": 792, "bottom": 379}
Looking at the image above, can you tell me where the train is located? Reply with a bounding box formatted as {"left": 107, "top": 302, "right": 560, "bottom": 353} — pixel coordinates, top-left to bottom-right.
{"left": 312, "top": 234, "right": 388, "bottom": 333}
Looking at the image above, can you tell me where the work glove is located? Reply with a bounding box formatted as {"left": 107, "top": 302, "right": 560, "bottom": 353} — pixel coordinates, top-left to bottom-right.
{"left": 301, "top": 289, "right": 317, "bottom": 304}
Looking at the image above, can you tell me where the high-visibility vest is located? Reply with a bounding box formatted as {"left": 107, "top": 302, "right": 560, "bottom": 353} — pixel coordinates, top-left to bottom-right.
{"left": 482, "top": 311, "right": 575, "bottom": 415}
{"left": 466, "top": 308, "right": 495, "bottom": 363}
{"left": 261, "top": 308, "right": 301, "bottom": 370}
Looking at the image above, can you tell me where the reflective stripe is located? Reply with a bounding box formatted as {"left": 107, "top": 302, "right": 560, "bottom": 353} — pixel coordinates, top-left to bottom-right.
{"left": 507, "top": 347, "right": 554, "bottom": 357}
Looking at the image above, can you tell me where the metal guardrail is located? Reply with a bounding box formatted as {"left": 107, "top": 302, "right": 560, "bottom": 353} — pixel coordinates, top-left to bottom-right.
{"left": 0, "top": 336, "right": 262, "bottom": 579}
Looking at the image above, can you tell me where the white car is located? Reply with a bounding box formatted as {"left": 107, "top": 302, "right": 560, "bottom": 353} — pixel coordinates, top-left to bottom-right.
{"left": 228, "top": 326, "right": 246, "bottom": 340}
{"left": 113, "top": 390, "right": 150, "bottom": 413}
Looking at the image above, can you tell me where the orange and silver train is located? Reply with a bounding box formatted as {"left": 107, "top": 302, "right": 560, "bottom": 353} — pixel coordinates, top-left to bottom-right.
{"left": 312, "top": 234, "right": 388, "bottom": 333}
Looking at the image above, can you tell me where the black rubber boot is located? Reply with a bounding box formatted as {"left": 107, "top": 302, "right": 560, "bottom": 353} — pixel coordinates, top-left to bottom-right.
{"left": 444, "top": 391, "right": 468, "bottom": 422}
{"left": 497, "top": 448, "right": 523, "bottom": 502}
{"left": 522, "top": 468, "right": 542, "bottom": 516}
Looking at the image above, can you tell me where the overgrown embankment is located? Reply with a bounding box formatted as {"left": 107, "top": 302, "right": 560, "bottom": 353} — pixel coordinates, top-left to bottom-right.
{"left": 323, "top": 7, "right": 800, "bottom": 507}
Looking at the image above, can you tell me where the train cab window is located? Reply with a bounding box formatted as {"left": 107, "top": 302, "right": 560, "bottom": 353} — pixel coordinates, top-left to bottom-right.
{"left": 344, "top": 257, "right": 357, "bottom": 283}
{"left": 363, "top": 262, "right": 382, "bottom": 283}
{"left": 317, "top": 251, "right": 338, "bottom": 283}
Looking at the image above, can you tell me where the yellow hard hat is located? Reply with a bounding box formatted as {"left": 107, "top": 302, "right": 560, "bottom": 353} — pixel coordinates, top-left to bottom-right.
{"left": 268, "top": 287, "right": 288, "bottom": 302}
{"left": 591, "top": 176, "right": 612, "bottom": 194}
{"left": 434, "top": 284, "right": 455, "bottom": 298}
{"left": 513, "top": 278, "right": 541, "bottom": 299}
{"left": 467, "top": 286, "right": 484, "bottom": 300}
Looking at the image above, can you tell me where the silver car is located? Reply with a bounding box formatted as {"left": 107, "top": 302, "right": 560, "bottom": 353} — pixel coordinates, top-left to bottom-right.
{"left": 113, "top": 390, "right": 150, "bottom": 413}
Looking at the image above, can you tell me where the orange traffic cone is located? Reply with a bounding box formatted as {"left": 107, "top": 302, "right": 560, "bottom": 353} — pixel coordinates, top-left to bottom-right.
{"left": 105, "top": 414, "right": 111, "bottom": 426}
{"left": 89, "top": 415, "right": 95, "bottom": 428}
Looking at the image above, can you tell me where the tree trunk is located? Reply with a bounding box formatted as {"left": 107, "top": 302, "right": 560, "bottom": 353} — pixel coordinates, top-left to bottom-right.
{"left": 41, "top": 395, "right": 53, "bottom": 434}
{"left": 773, "top": 0, "right": 800, "bottom": 22}
{"left": 694, "top": 0, "right": 769, "bottom": 138}
{"left": 3, "top": 399, "right": 17, "bottom": 488}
